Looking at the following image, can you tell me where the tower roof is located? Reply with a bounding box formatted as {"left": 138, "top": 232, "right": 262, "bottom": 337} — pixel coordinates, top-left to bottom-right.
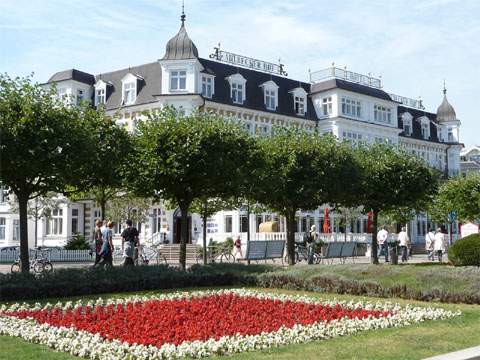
{"left": 162, "top": 14, "right": 198, "bottom": 60}
{"left": 436, "top": 87, "right": 457, "bottom": 123}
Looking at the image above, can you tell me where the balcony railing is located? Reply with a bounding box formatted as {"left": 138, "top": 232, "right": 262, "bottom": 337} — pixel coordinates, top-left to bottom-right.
{"left": 388, "top": 93, "right": 424, "bottom": 110}
{"left": 310, "top": 67, "right": 382, "bottom": 89}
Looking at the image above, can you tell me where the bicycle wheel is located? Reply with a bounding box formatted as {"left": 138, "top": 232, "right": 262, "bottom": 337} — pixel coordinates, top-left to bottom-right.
{"left": 11, "top": 262, "right": 20, "bottom": 273}
{"left": 221, "top": 253, "right": 235, "bottom": 263}
{"left": 33, "top": 261, "right": 44, "bottom": 273}
{"left": 43, "top": 261, "right": 53, "bottom": 273}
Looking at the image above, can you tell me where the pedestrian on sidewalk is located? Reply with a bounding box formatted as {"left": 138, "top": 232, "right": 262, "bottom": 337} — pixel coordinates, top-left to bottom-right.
{"left": 121, "top": 219, "right": 139, "bottom": 266}
{"left": 425, "top": 228, "right": 435, "bottom": 261}
{"left": 377, "top": 226, "right": 389, "bottom": 262}
{"left": 398, "top": 227, "right": 410, "bottom": 263}
{"left": 434, "top": 227, "right": 446, "bottom": 262}
{"left": 234, "top": 236, "right": 243, "bottom": 262}
{"left": 93, "top": 219, "right": 103, "bottom": 266}
{"left": 97, "top": 221, "right": 114, "bottom": 268}
{"left": 307, "top": 225, "right": 318, "bottom": 265}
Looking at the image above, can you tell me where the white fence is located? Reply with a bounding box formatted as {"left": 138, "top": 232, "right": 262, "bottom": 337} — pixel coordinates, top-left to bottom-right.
{"left": 0, "top": 248, "right": 94, "bottom": 263}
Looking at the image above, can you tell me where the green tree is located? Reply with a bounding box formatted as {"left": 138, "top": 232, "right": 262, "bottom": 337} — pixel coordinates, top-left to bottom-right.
{"left": 430, "top": 175, "right": 480, "bottom": 224}
{"left": 355, "top": 143, "right": 439, "bottom": 264}
{"left": 128, "top": 108, "right": 258, "bottom": 270}
{"left": 0, "top": 75, "right": 96, "bottom": 272}
{"left": 105, "top": 192, "right": 151, "bottom": 232}
{"left": 257, "top": 130, "right": 357, "bottom": 265}
{"left": 69, "top": 108, "right": 133, "bottom": 219}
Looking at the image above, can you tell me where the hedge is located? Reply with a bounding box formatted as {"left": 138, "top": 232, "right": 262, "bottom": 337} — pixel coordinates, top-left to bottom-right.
{"left": 0, "top": 263, "right": 272, "bottom": 302}
{"left": 449, "top": 233, "right": 480, "bottom": 266}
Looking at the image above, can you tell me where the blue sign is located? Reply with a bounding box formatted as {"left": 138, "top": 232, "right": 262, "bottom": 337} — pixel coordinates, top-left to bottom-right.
{"left": 448, "top": 211, "right": 457, "bottom": 222}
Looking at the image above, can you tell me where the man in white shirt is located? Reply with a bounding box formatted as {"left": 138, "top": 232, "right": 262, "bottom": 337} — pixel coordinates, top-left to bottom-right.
{"left": 377, "top": 226, "right": 389, "bottom": 262}
{"left": 434, "top": 228, "right": 446, "bottom": 262}
{"left": 425, "top": 228, "right": 435, "bottom": 261}
{"left": 398, "top": 227, "right": 410, "bottom": 262}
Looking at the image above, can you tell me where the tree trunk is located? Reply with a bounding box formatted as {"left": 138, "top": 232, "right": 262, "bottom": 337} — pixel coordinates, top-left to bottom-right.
{"left": 202, "top": 210, "right": 207, "bottom": 265}
{"left": 246, "top": 202, "right": 251, "bottom": 265}
{"left": 371, "top": 211, "right": 379, "bottom": 264}
{"left": 100, "top": 195, "right": 106, "bottom": 221}
{"left": 285, "top": 210, "right": 296, "bottom": 266}
{"left": 34, "top": 198, "right": 38, "bottom": 248}
{"left": 179, "top": 204, "right": 189, "bottom": 271}
{"left": 18, "top": 194, "right": 30, "bottom": 272}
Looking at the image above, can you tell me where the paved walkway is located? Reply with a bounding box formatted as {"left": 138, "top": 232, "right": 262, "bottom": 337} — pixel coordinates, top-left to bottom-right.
{"left": 424, "top": 346, "right": 480, "bottom": 360}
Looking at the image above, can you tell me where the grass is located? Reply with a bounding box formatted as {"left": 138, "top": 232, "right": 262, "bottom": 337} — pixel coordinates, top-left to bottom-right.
{"left": 1, "top": 287, "right": 480, "bottom": 360}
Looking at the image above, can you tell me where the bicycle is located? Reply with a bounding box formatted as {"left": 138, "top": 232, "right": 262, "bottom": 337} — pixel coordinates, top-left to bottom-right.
{"left": 284, "top": 243, "right": 322, "bottom": 264}
{"left": 206, "top": 245, "right": 235, "bottom": 263}
{"left": 11, "top": 254, "right": 53, "bottom": 273}
{"left": 135, "top": 245, "right": 164, "bottom": 265}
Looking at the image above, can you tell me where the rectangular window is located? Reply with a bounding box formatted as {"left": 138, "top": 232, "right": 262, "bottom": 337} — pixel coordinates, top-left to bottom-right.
{"left": 421, "top": 123, "right": 429, "bottom": 139}
{"left": 374, "top": 105, "right": 391, "bottom": 124}
{"left": 295, "top": 96, "right": 306, "bottom": 115}
{"left": 265, "top": 89, "right": 276, "bottom": 110}
{"left": 322, "top": 97, "right": 332, "bottom": 116}
{"left": 76, "top": 89, "right": 84, "bottom": 106}
{"left": 123, "top": 82, "right": 136, "bottom": 104}
{"left": 224, "top": 215, "right": 232, "bottom": 233}
{"left": 0, "top": 186, "right": 8, "bottom": 203}
{"left": 0, "top": 218, "right": 5, "bottom": 241}
{"left": 341, "top": 97, "right": 361, "bottom": 118}
{"left": 152, "top": 208, "right": 162, "bottom": 234}
{"left": 239, "top": 215, "right": 248, "bottom": 233}
{"left": 170, "top": 70, "right": 187, "bottom": 91}
{"left": 96, "top": 88, "right": 105, "bottom": 105}
{"left": 71, "top": 208, "right": 79, "bottom": 234}
{"left": 12, "top": 219, "right": 20, "bottom": 241}
{"left": 404, "top": 124, "right": 410, "bottom": 135}
{"left": 448, "top": 128, "right": 454, "bottom": 142}
{"left": 201, "top": 76, "right": 213, "bottom": 98}
{"left": 47, "top": 209, "right": 63, "bottom": 235}
{"left": 256, "top": 215, "right": 263, "bottom": 232}
{"left": 231, "top": 83, "right": 243, "bottom": 104}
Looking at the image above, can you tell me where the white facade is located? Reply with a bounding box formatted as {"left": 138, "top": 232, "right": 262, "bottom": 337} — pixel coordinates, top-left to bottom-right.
{"left": 4, "top": 18, "right": 465, "bottom": 249}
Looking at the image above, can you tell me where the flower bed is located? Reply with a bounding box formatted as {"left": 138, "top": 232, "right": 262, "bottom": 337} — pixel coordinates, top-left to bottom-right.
{"left": 0, "top": 289, "right": 460, "bottom": 359}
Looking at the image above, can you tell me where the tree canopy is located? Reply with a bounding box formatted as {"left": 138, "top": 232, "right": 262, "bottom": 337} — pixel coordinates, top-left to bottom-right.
{"left": 354, "top": 143, "right": 439, "bottom": 263}
{"left": 0, "top": 74, "right": 97, "bottom": 271}
{"left": 257, "top": 129, "right": 357, "bottom": 265}
{"left": 128, "top": 108, "right": 259, "bottom": 269}
{"left": 430, "top": 175, "right": 480, "bottom": 223}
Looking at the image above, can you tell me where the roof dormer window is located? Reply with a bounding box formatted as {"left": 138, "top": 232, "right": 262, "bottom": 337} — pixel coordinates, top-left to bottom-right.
{"left": 96, "top": 88, "right": 105, "bottom": 106}
{"left": 170, "top": 70, "right": 187, "bottom": 91}
{"left": 401, "top": 112, "right": 412, "bottom": 136}
{"left": 419, "top": 117, "right": 430, "bottom": 139}
{"left": 289, "top": 87, "right": 308, "bottom": 116}
{"left": 123, "top": 82, "right": 136, "bottom": 105}
{"left": 226, "top": 74, "right": 247, "bottom": 105}
{"left": 260, "top": 80, "right": 279, "bottom": 111}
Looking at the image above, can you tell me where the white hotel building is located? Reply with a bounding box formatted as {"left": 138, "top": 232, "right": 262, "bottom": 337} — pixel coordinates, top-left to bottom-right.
{"left": 0, "top": 16, "right": 463, "bottom": 248}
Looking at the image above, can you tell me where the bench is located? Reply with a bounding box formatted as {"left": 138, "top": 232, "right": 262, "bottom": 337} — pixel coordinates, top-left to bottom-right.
{"left": 320, "top": 242, "right": 358, "bottom": 264}
{"left": 245, "top": 240, "right": 286, "bottom": 263}
{"left": 157, "top": 244, "right": 199, "bottom": 264}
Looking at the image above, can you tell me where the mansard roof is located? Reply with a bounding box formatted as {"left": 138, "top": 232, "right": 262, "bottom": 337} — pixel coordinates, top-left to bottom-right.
{"left": 310, "top": 78, "right": 394, "bottom": 102}
{"left": 95, "top": 62, "right": 162, "bottom": 110}
{"left": 48, "top": 69, "right": 95, "bottom": 85}
{"left": 397, "top": 105, "right": 440, "bottom": 142}
{"left": 198, "top": 58, "right": 317, "bottom": 121}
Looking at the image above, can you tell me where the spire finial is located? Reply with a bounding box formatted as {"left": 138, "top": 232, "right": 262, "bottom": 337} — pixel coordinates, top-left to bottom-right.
{"left": 181, "top": 0, "right": 186, "bottom": 25}
{"left": 443, "top": 79, "right": 447, "bottom": 95}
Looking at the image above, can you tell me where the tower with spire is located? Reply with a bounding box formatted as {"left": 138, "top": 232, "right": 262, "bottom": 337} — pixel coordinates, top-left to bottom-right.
{"left": 436, "top": 82, "right": 460, "bottom": 143}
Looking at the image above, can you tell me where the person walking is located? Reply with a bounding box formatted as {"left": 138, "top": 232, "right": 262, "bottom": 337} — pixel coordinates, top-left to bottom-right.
{"left": 93, "top": 219, "right": 103, "bottom": 266}
{"left": 121, "top": 219, "right": 139, "bottom": 266}
{"left": 434, "top": 227, "right": 445, "bottom": 262}
{"left": 97, "top": 221, "right": 114, "bottom": 268}
{"left": 425, "top": 228, "right": 435, "bottom": 261}
{"left": 377, "top": 226, "right": 389, "bottom": 262}
{"left": 398, "top": 227, "right": 410, "bottom": 263}
{"left": 307, "top": 225, "right": 318, "bottom": 265}
{"left": 234, "top": 236, "right": 243, "bottom": 262}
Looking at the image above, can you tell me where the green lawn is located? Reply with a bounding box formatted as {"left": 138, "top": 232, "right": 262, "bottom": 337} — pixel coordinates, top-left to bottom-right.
{"left": 1, "top": 288, "right": 479, "bottom": 360}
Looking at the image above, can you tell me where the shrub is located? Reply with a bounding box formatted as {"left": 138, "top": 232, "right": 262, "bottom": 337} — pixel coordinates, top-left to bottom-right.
{"left": 0, "top": 263, "right": 273, "bottom": 302}
{"left": 64, "top": 234, "right": 91, "bottom": 250}
{"left": 449, "top": 234, "right": 480, "bottom": 266}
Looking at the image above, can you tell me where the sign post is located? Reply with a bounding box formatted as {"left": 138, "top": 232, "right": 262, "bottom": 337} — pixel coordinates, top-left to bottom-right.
{"left": 448, "top": 211, "right": 457, "bottom": 245}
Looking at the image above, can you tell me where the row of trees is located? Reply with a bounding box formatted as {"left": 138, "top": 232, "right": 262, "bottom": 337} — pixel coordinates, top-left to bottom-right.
{"left": 0, "top": 74, "right": 456, "bottom": 272}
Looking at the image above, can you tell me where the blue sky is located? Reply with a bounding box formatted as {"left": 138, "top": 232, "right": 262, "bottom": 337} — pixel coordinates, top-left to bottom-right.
{"left": 1, "top": 0, "right": 479, "bottom": 148}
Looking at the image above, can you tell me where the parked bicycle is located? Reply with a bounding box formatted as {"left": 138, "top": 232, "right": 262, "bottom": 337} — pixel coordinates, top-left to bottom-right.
{"left": 11, "top": 248, "right": 53, "bottom": 273}
{"left": 205, "top": 245, "right": 235, "bottom": 263}
{"left": 284, "top": 243, "right": 321, "bottom": 264}
{"left": 135, "top": 245, "right": 164, "bottom": 265}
